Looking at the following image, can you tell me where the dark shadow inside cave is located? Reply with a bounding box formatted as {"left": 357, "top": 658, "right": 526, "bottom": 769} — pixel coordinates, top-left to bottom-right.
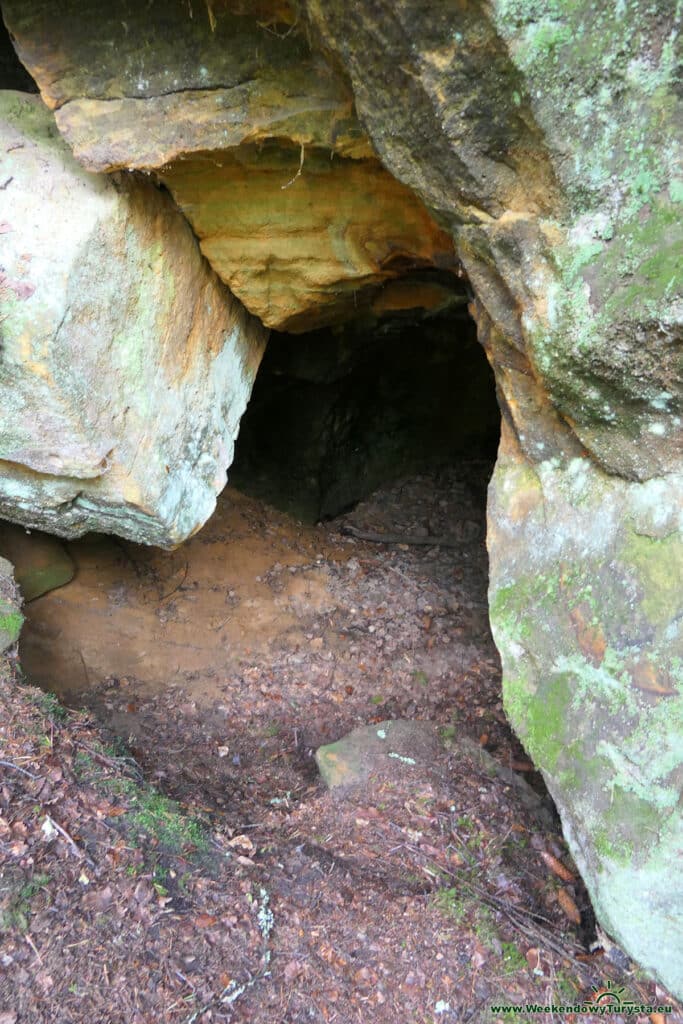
{"left": 229, "top": 289, "right": 501, "bottom": 523}
{"left": 0, "top": 15, "right": 39, "bottom": 92}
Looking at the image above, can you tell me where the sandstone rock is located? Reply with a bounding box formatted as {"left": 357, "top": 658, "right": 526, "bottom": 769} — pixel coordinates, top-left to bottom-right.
{"left": 305, "top": 0, "right": 682, "bottom": 479}
{"left": 0, "top": 557, "right": 22, "bottom": 652}
{"left": 2, "top": 0, "right": 371, "bottom": 171}
{"left": 316, "top": 720, "right": 442, "bottom": 788}
{"left": 160, "top": 144, "right": 457, "bottom": 331}
{"left": 488, "top": 420, "right": 683, "bottom": 998}
{"left": 0, "top": 523, "right": 74, "bottom": 602}
{"left": 3, "top": 3, "right": 457, "bottom": 332}
{"left": 0, "top": 92, "right": 267, "bottom": 546}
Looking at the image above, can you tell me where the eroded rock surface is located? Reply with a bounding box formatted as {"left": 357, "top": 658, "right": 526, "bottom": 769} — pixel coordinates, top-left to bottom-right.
{"left": 160, "top": 146, "right": 457, "bottom": 331}
{"left": 0, "top": 92, "right": 267, "bottom": 546}
{"left": 3, "top": 0, "right": 458, "bottom": 332}
{"left": 2, "top": 0, "right": 370, "bottom": 170}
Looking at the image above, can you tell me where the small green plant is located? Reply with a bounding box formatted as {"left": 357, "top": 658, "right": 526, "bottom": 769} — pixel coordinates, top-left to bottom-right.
{"left": 501, "top": 941, "right": 527, "bottom": 975}
{"left": 472, "top": 905, "right": 498, "bottom": 948}
{"left": 553, "top": 970, "right": 580, "bottom": 1004}
{"left": 433, "top": 887, "right": 469, "bottom": 921}
{"left": 73, "top": 752, "right": 207, "bottom": 854}
{"left": 412, "top": 670, "right": 429, "bottom": 687}
{"left": 126, "top": 790, "right": 208, "bottom": 853}
{"left": 370, "top": 694, "right": 384, "bottom": 705}
{"left": 32, "top": 691, "right": 67, "bottom": 722}
{"left": 73, "top": 751, "right": 96, "bottom": 778}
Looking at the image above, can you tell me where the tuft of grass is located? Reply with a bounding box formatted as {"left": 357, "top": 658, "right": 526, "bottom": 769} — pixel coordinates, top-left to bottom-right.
{"left": 72, "top": 746, "right": 208, "bottom": 855}
{"left": 433, "top": 887, "right": 469, "bottom": 921}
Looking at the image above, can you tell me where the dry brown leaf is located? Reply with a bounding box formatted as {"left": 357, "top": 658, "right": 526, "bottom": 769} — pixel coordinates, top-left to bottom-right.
{"left": 540, "top": 850, "right": 576, "bottom": 882}
{"left": 556, "top": 887, "right": 581, "bottom": 925}
{"left": 284, "top": 959, "right": 306, "bottom": 983}
{"left": 194, "top": 913, "right": 218, "bottom": 929}
{"left": 228, "top": 834, "right": 255, "bottom": 854}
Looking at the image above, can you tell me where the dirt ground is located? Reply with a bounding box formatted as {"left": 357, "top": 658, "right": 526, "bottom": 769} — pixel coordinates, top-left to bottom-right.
{"left": 3, "top": 463, "right": 680, "bottom": 1023}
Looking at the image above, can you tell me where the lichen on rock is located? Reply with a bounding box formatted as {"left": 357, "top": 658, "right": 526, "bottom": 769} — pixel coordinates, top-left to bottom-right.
{"left": 0, "top": 92, "right": 267, "bottom": 546}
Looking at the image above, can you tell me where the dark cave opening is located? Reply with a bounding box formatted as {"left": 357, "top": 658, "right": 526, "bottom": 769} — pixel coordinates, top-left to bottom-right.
{"left": 0, "top": 15, "right": 38, "bottom": 93}
{"left": 229, "top": 297, "right": 501, "bottom": 524}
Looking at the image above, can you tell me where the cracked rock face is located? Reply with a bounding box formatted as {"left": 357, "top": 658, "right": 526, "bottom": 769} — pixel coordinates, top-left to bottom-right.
{"left": 0, "top": 92, "right": 267, "bottom": 546}
{"left": 2, "top": 0, "right": 457, "bottom": 332}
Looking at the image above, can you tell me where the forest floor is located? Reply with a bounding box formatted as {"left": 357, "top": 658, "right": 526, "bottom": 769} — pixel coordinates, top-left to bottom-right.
{"left": 1, "top": 464, "right": 680, "bottom": 1023}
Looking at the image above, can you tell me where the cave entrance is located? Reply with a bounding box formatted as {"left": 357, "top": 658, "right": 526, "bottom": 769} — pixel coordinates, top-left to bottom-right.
{"left": 229, "top": 298, "right": 500, "bottom": 523}
{"left": 11, "top": 293, "right": 521, "bottom": 822}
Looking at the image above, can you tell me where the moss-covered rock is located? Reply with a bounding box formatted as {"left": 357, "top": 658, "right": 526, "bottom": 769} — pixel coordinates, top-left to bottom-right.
{"left": 0, "top": 523, "right": 74, "bottom": 602}
{"left": 488, "top": 422, "right": 683, "bottom": 995}
{"left": 0, "top": 557, "right": 23, "bottom": 651}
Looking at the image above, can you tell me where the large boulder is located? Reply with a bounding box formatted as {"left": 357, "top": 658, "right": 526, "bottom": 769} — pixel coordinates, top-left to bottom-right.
{"left": 2, "top": 0, "right": 370, "bottom": 171}
{"left": 303, "top": 0, "right": 683, "bottom": 995}
{"left": 159, "top": 145, "right": 456, "bottom": 332}
{"left": 2, "top": 1, "right": 458, "bottom": 332}
{"left": 0, "top": 92, "right": 267, "bottom": 546}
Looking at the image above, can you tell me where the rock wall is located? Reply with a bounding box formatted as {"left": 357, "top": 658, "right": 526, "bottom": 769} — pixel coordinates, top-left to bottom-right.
{"left": 1, "top": 0, "right": 682, "bottom": 994}
{"left": 0, "top": 556, "right": 22, "bottom": 653}
{"left": 0, "top": 92, "right": 267, "bottom": 547}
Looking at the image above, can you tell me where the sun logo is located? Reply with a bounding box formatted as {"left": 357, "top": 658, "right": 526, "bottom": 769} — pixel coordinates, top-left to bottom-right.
{"left": 589, "top": 980, "right": 635, "bottom": 1008}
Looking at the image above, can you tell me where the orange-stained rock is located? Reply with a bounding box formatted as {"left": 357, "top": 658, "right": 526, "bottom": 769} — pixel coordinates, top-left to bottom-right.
{"left": 0, "top": 93, "right": 267, "bottom": 548}
{"left": 370, "top": 278, "right": 466, "bottom": 317}
{"left": 3, "top": 0, "right": 371, "bottom": 171}
{"left": 161, "top": 144, "right": 458, "bottom": 331}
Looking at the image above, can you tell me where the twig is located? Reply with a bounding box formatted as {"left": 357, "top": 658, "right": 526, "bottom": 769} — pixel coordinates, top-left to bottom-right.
{"left": 281, "top": 143, "right": 305, "bottom": 189}
{"left": 159, "top": 561, "right": 189, "bottom": 603}
{"left": 25, "top": 933, "right": 43, "bottom": 963}
{"left": 0, "top": 759, "right": 40, "bottom": 780}
{"left": 78, "top": 650, "right": 90, "bottom": 688}
{"left": 74, "top": 739, "right": 143, "bottom": 780}
{"left": 44, "top": 814, "right": 95, "bottom": 867}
